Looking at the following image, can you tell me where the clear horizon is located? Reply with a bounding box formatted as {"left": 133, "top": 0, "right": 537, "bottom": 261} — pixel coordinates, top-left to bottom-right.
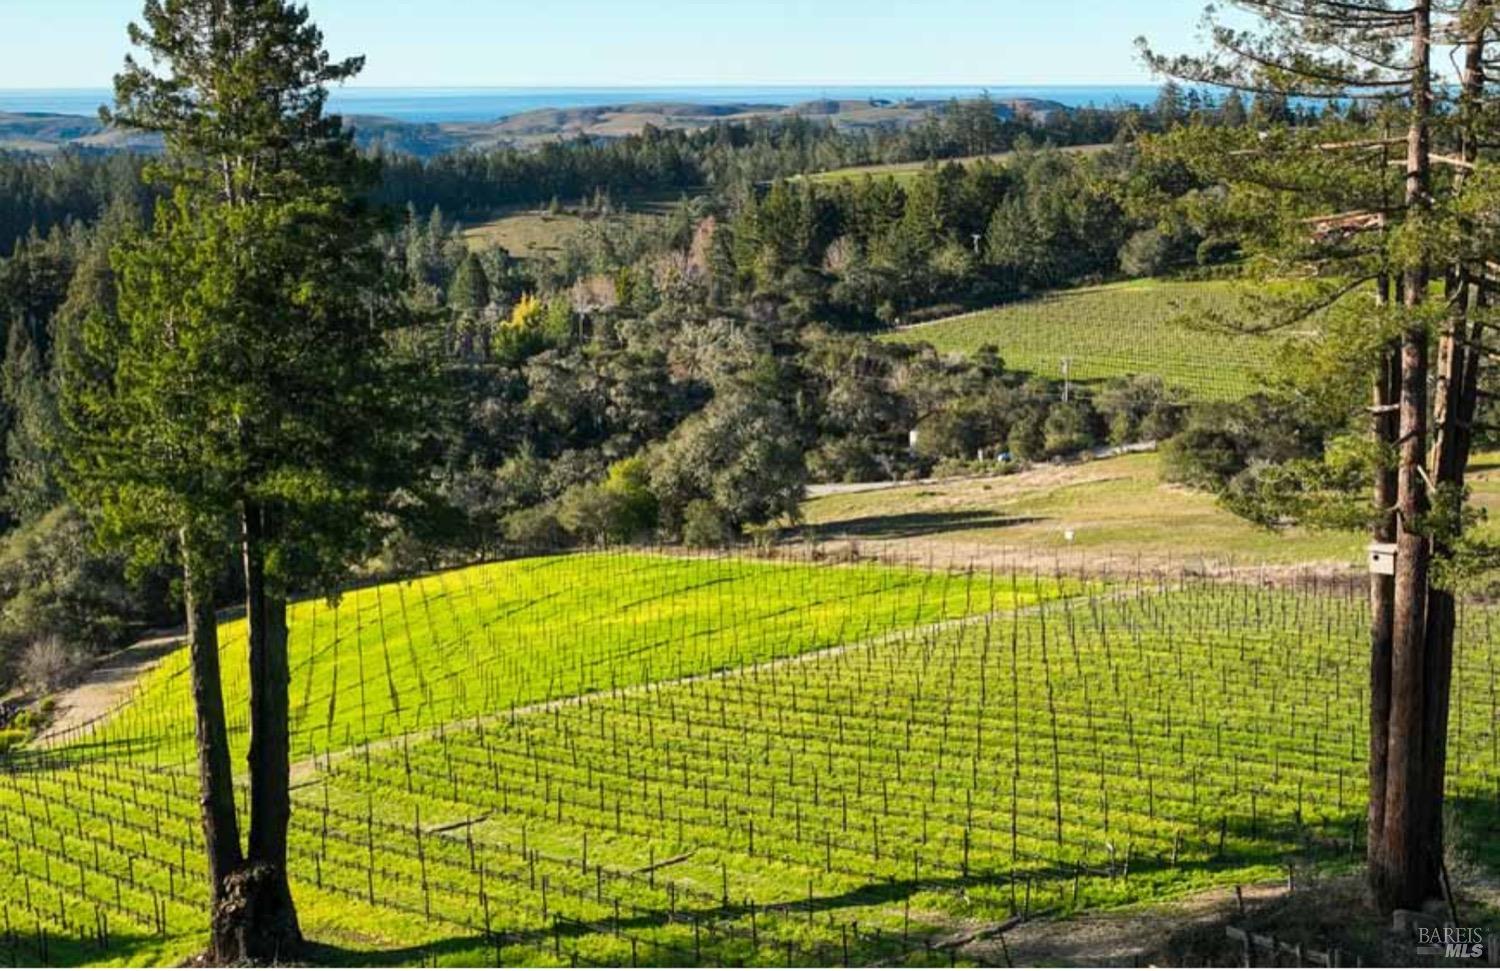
{"left": 1, "top": 82, "right": 1167, "bottom": 91}
{"left": 0, "top": 83, "right": 1168, "bottom": 125}
{"left": 0, "top": 1, "right": 1204, "bottom": 89}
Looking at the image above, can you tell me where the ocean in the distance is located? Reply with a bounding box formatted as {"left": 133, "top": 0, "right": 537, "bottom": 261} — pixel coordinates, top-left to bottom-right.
{"left": 0, "top": 85, "right": 1162, "bottom": 123}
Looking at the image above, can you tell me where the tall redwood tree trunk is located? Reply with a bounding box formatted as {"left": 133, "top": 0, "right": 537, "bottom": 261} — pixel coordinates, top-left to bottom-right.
{"left": 1380, "top": 315, "right": 1437, "bottom": 908}
{"left": 231, "top": 501, "right": 302, "bottom": 959}
{"left": 1409, "top": 3, "right": 1489, "bottom": 906}
{"left": 1373, "top": 0, "right": 1441, "bottom": 911}
{"left": 1367, "top": 289, "right": 1398, "bottom": 858}
{"left": 1419, "top": 271, "right": 1472, "bottom": 901}
{"left": 1368, "top": 0, "right": 1493, "bottom": 912}
{"left": 180, "top": 532, "right": 246, "bottom": 962}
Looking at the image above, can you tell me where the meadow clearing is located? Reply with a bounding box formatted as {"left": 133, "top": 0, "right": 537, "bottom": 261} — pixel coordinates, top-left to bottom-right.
{"left": 460, "top": 194, "right": 686, "bottom": 260}
{"left": 800, "top": 452, "right": 1368, "bottom": 571}
{"left": 797, "top": 144, "right": 1112, "bottom": 186}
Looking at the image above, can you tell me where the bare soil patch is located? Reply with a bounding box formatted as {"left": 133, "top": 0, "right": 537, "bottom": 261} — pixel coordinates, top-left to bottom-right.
{"left": 967, "top": 873, "right": 1500, "bottom": 968}
{"left": 33, "top": 633, "right": 183, "bottom": 746}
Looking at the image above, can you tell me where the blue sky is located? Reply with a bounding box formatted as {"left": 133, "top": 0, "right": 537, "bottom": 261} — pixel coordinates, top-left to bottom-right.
{"left": 1, "top": 0, "right": 1206, "bottom": 88}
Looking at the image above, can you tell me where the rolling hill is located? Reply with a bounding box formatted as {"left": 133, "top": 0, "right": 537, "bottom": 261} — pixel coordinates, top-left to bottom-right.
{"left": 885, "top": 280, "right": 1277, "bottom": 402}
{"left": 0, "top": 97, "right": 1069, "bottom": 158}
{"left": 7, "top": 547, "right": 1498, "bottom": 965}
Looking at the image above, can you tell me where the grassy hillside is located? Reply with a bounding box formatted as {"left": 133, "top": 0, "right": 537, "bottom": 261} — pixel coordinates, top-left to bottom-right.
{"left": 4, "top": 552, "right": 1497, "bottom": 965}
{"left": 0, "top": 111, "right": 159, "bottom": 154}
{"left": 885, "top": 280, "right": 1278, "bottom": 401}
{"left": 800, "top": 143, "right": 1110, "bottom": 185}
{"left": 94, "top": 552, "right": 1034, "bottom": 763}
{"left": 803, "top": 452, "right": 1364, "bottom": 569}
{"left": 460, "top": 208, "right": 594, "bottom": 259}
{"left": 4, "top": 551, "right": 1076, "bottom": 965}
{"left": 461, "top": 194, "right": 684, "bottom": 259}
{"left": 0, "top": 99, "right": 1072, "bottom": 157}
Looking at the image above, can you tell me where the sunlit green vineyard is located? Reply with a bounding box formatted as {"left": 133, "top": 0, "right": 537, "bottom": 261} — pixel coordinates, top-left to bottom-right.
{"left": 1, "top": 552, "right": 1497, "bottom": 967}
{"left": 89, "top": 552, "right": 1038, "bottom": 763}
{"left": 886, "top": 281, "right": 1276, "bottom": 401}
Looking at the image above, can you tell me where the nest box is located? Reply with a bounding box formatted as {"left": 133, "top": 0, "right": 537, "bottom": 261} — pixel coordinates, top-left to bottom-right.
{"left": 1367, "top": 542, "right": 1397, "bottom": 577}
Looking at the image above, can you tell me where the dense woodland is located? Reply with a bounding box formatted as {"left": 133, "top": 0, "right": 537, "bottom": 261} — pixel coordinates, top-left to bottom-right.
{"left": 0, "top": 84, "right": 1347, "bottom": 695}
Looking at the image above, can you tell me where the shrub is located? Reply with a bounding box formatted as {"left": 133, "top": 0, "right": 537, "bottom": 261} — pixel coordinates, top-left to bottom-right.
{"left": 912, "top": 404, "right": 992, "bottom": 463}
{"left": 1042, "top": 401, "right": 1101, "bottom": 456}
{"left": 1007, "top": 410, "right": 1048, "bottom": 462}
{"left": 1097, "top": 375, "right": 1175, "bottom": 446}
{"left": 484, "top": 451, "right": 547, "bottom": 519}
{"left": 556, "top": 456, "right": 660, "bottom": 546}
{"left": 931, "top": 457, "right": 979, "bottom": 479}
{"left": 502, "top": 505, "right": 568, "bottom": 551}
{"left": 1160, "top": 409, "right": 1248, "bottom": 489}
{"left": 0, "top": 505, "right": 159, "bottom": 693}
{"left": 744, "top": 522, "right": 780, "bottom": 554}
{"left": 378, "top": 490, "right": 470, "bottom": 574}
{"left": 1195, "top": 236, "right": 1239, "bottom": 266}
{"left": 0, "top": 729, "right": 27, "bottom": 755}
{"left": 1119, "top": 228, "right": 1171, "bottom": 278}
{"left": 681, "top": 500, "right": 729, "bottom": 548}
{"left": 807, "top": 437, "right": 892, "bottom": 485}
{"left": 601, "top": 457, "right": 658, "bottom": 537}
{"left": 649, "top": 390, "right": 806, "bottom": 531}
{"left": 539, "top": 449, "right": 608, "bottom": 500}
{"left": 1161, "top": 395, "right": 1330, "bottom": 492}
{"left": 1141, "top": 399, "right": 1186, "bottom": 443}
{"left": 557, "top": 484, "right": 627, "bottom": 546}
{"left": 18, "top": 635, "right": 88, "bottom": 693}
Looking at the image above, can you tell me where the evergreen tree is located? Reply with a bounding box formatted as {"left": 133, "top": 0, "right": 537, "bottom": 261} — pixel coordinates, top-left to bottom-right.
{"left": 1142, "top": 0, "right": 1498, "bottom": 912}
{"left": 1219, "top": 90, "right": 1248, "bottom": 128}
{"left": 897, "top": 170, "right": 948, "bottom": 252}
{"left": 448, "top": 253, "right": 492, "bottom": 359}
{"left": 1248, "top": 89, "right": 1293, "bottom": 128}
{"left": 1154, "top": 80, "right": 1187, "bottom": 129}
{"left": 0, "top": 321, "right": 60, "bottom": 523}
{"left": 449, "top": 253, "right": 492, "bottom": 315}
{"left": 61, "top": 1, "right": 434, "bottom": 960}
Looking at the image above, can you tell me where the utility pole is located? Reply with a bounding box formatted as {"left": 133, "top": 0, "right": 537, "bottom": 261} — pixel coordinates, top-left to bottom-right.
{"left": 1060, "top": 357, "right": 1072, "bottom": 403}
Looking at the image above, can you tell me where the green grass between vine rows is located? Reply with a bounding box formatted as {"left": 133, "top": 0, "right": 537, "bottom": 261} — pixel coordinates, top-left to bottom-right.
{"left": 886, "top": 280, "right": 1277, "bottom": 401}
{"left": 91, "top": 551, "right": 1054, "bottom": 766}
{"left": 2, "top": 554, "right": 1496, "bottom": 966}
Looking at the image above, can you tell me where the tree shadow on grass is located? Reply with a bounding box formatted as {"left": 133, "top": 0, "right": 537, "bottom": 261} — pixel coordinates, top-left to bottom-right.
{"left": 0, "top": 930, "right": 186, "bottom": 968}
{"left": 807, "top": 511, "right": 1044, "bottom": 542}
{"left": 303, "top": 936, "right": 496, "bottom": 968}
{"left": 1447, "top": 794, "right": 1500, "bottom": 879}
{"left": 301, "top": 837, "right": 1341, "bottom": 968}
{"left": 3, "top": 732, "right": 174, "bottom": 774}
{"left": 18, "top": 831, "right": 1366, "bottom": 970}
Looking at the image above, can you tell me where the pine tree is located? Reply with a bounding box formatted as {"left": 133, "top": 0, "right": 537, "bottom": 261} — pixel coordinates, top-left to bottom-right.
{"left": 1154, "top": 80, "right": 1186, "bottom": 129}
{"left": 449, "top": 252, "right": 492, "bottom": 359}
{"left": 1141, "top": 0, "right": 1499, "bottom": 912}
{"left": 1219, "top": 90, "right": 1248, "bottom": 128}
{"left": 61, "top": 1, "right": 434, "bottom": 960}
{"left": 1248, "top": 90, "right": 1293, "bottom": 129}
{"left": 449, "top": 251, "right": 491, "bottom": 315}
{"left": 0, "top": 320, "right": 61, "bottom": 523}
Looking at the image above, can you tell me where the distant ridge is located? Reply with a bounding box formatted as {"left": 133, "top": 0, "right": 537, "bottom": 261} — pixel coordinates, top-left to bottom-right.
{"left": 0, "top": 84, "right": 1161, "bottom": 122}
{"left": 0, "top": 96, "right": 1076, "bottom": 159}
